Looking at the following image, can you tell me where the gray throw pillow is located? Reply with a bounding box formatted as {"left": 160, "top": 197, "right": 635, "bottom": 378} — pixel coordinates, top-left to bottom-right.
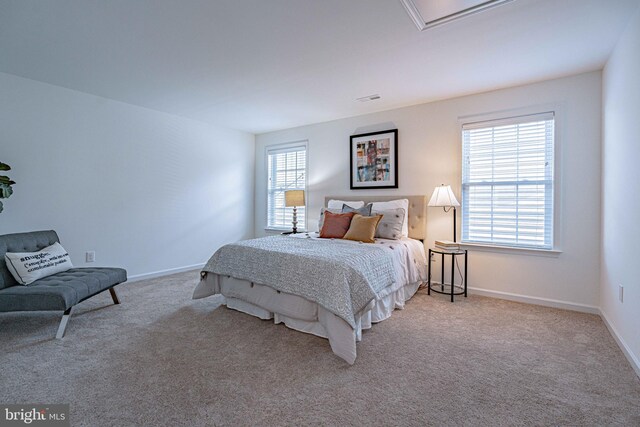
{"left": 341, "top": 203, "right": 373, "bottom": 216}
{"left": 373, "top": 208, "right": 405, "bottom": 240}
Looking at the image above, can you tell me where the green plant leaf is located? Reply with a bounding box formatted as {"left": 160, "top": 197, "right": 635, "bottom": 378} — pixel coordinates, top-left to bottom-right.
{"left": 0, "top": 176, "right": 15, "bottom": 185}
{"left": 0, "top": 183, "right": 12, "bottom": 199}
{"left": 0, "top": 162, "right": 14, "bottom": 211}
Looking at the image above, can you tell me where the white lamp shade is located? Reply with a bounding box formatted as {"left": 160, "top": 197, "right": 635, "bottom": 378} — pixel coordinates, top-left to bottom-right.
{"left": 285, "top": 190, "right": 305, "bottom": 207}
{"left": 428, "top": 185, "right": 460, "bottom": 207}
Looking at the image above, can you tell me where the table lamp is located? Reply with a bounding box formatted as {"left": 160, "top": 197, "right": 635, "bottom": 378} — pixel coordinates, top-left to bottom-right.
{"left": 428, "top": 184, "right": 460, "bottom": 242}
{"left": 285, "top": 190, "right": 305, "bottom": 234}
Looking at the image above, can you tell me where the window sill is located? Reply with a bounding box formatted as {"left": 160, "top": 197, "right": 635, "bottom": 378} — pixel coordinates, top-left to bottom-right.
{"left": 459, "top": 242, "right": 562, "bottom": 258}
{"left": 264, "top": 227, "right": 308, "bottom": 233}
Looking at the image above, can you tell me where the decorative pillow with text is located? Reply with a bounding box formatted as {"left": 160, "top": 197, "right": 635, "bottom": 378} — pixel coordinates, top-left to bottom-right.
{"left": 5, "top": 242, "right": 74, "bottom": 285}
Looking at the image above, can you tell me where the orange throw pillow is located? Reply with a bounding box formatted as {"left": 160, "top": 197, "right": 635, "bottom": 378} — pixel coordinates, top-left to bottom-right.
{"left": 319, "top": 211, "right": 355, "bottom": 238}
{"left": 343, "top": 214, "right": 383, "bottom": 243}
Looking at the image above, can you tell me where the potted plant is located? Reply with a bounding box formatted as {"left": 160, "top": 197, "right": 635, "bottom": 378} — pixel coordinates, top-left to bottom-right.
{"left": 0, "top": 162, "right": 15, "bottom": 213}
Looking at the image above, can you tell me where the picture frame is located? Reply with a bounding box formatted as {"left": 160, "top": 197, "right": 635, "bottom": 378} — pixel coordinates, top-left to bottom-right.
{"left": 350, "top": 129, "right": 398, "bottom": 189}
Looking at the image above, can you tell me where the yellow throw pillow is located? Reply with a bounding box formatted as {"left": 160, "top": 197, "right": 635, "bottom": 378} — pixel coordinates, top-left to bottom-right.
{"left": 343, "top": 214, "right": 383, "bottom": 243}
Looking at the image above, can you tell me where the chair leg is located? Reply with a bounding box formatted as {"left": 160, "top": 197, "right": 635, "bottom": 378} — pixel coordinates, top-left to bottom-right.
{"left": 109, "top": 287, "right": 120, "bottom": 305}
{"left": 55, "top": 307, "right": 73, "bottom": 339}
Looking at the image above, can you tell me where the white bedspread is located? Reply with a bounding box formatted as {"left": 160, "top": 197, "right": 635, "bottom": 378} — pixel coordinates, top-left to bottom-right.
{"left": 193, "top": 234, "right": 427, "bottom": 364}
{"left": 289, "top": 233, "right": 427, "bottom": 294}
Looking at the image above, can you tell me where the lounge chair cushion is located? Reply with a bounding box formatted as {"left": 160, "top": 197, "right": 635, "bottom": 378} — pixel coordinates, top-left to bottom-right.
{"left": 0, "top": 267, "right": 127, "bottom": 312}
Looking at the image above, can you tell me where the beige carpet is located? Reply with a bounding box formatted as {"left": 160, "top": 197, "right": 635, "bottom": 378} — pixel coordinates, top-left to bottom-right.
{"left": 1, "top": 270, "right": 638, "bottom": 426}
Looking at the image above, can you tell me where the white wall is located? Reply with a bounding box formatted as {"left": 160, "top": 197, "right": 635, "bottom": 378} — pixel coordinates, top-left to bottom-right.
{"left": 256, "top": 72, "right": 602, "bottom": 309}
{"left": 601, "top": 7, "right": 640, "bottom": 374}
{"left": 0, "top": 72, "right": 255, "bottom": 279}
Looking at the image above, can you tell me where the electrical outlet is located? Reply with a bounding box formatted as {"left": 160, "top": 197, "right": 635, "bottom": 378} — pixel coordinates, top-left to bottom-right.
{"left": 86, "top": 251, "right": 96, "bottom": 263}
{"left": 619, "top": 284, "right": 624, "bottom": 303}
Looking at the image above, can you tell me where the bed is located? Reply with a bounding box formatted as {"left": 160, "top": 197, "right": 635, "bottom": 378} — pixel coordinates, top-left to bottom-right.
{"left": 193, "top": 195, "right": 428, "bottom": 364}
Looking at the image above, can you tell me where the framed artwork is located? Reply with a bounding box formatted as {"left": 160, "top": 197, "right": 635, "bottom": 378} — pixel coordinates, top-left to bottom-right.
{"left": 350, "top": 129, "right": 398, "bottom": 189}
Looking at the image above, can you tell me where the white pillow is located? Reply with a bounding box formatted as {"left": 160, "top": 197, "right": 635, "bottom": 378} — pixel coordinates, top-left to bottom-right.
{"left": 373, "top": 208, "right": 405, "bottom": 240}
{"left": 371, "top": 199, "right": 410, "bottom": 237}
{"left": 327, "top": 199, "right": 364, "bottom": 209}
{"left": 5, "top": 242, "right": 74, "bottom": 285}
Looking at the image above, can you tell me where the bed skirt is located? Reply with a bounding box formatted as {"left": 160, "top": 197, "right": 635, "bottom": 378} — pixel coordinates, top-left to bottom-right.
{"left": 193, "top": 273, "right": 421, "bottom": 364}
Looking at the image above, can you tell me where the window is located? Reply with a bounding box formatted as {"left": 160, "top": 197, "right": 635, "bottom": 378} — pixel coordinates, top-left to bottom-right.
{"left": 267, "top": 143, "right": 307, "bottom": 230}
{"left": 461, "top": 112, "right": 555, "bottom": 249}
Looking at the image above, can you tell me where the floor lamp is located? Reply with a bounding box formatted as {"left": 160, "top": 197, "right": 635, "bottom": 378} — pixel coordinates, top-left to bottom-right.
{"left": 428, "top": 184, "right": 460, "bottom": 242}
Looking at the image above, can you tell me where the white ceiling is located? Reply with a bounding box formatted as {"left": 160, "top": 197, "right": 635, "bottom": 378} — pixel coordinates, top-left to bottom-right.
{"left": 0, "top": 0, "right": 638, "bottom": 134}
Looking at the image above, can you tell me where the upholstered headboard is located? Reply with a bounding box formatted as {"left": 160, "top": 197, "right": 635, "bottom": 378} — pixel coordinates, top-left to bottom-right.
{"left": 324, "top": 195, "right": 427, "bottom": 241}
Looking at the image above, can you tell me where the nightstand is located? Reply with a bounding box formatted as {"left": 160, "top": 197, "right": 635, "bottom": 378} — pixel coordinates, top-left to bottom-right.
{"left": 427, "top": 248, "right": 468, "bottom": 302}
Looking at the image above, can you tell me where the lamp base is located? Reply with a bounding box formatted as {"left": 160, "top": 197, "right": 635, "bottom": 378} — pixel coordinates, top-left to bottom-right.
{"left": 292, "top": 206, "right": 298, "bottom": 234}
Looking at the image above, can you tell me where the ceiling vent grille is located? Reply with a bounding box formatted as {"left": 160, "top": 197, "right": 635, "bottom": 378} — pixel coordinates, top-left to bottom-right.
{"left": 356, "top": 94, "right": 381, "bottom": 102}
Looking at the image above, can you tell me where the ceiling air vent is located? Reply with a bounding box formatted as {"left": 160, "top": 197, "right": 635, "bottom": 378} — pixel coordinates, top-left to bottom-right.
{"left": 356, "top": 94, "right": 381, "bottom": 102}
{"left": 400, "top": 0, "right": 515, "bottom": 31}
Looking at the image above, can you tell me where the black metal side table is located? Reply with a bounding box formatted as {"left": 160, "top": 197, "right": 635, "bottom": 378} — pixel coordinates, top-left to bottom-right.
{"left": 427, "top": 248, "right": 468, "bottom": 302}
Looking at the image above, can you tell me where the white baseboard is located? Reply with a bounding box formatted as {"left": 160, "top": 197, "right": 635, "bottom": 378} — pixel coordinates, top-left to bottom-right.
{"left": 467, "top": 287, "right": 600, "bottom": 314}
{"left": 467, "top": 286, "right": 639, "bottom": 378}
{"left": 126, "top": 263, "right": 205, "bottom": 283}
{"left": 599, "top": 310, "right": 640, "bottom": 378}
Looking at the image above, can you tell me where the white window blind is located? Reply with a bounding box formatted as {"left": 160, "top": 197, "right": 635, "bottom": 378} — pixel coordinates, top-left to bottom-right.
{"left": 267, "top": 144, "right": 307, "bottom": 230}
{"left": 461, "top": 112, "right": 554, "bottom": 249}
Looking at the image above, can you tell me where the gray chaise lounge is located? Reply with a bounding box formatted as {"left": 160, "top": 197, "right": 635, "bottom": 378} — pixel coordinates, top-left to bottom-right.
{"left": 0, "top": 230, "right": 127, "bottom": 338}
